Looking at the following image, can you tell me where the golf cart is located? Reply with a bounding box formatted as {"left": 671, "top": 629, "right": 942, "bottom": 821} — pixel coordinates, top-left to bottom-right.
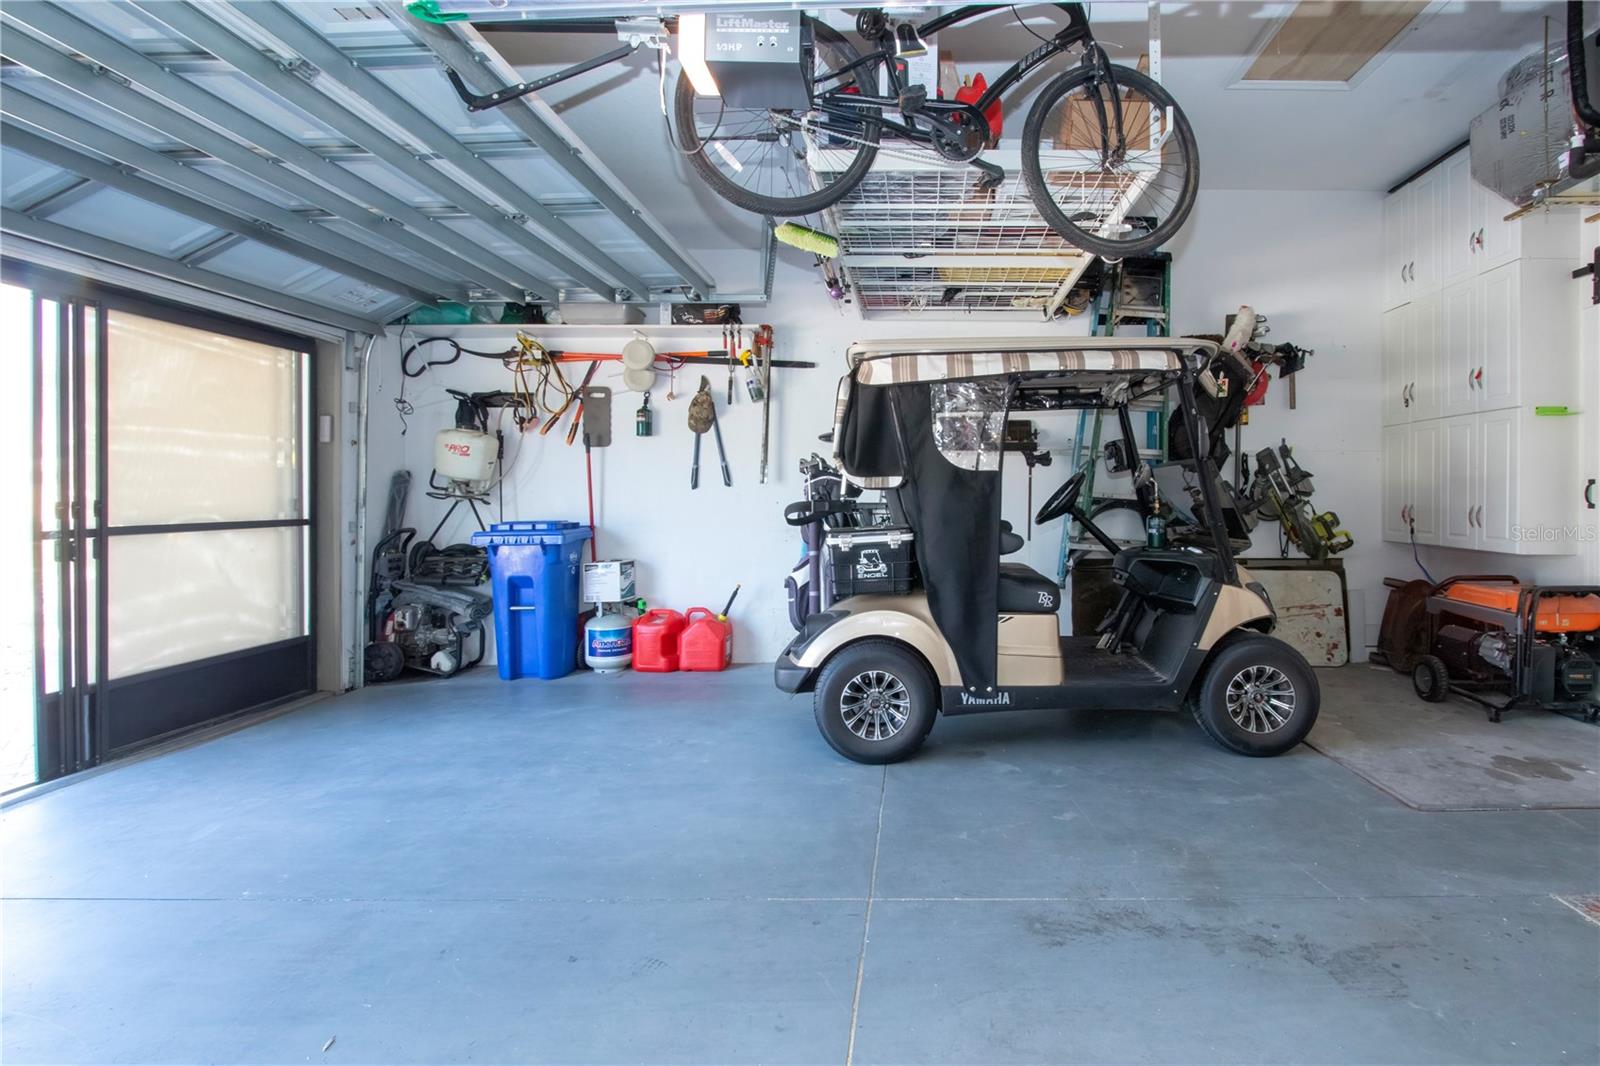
{"left": 776, "top": 336, "right": 1319, "bottom": 763}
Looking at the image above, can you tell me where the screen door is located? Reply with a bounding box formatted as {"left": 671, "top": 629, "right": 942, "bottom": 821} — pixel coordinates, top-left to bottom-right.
{"left": 6, "top": 263, "right": 316, "bottom": 788}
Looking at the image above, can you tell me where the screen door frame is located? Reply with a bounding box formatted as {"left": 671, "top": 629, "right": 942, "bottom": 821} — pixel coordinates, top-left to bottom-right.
{"left": 7, "top": 260, "right": 319, "bottom": 782}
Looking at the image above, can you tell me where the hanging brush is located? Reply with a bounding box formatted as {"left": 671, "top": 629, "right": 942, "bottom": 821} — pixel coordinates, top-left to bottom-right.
{"left": 775, "top": 222, "right": 839, "bottom": 259}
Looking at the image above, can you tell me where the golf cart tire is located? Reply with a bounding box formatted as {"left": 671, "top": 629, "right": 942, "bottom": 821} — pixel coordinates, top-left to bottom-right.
{"left": 1191, "top": 635, "right": 1319, "bottom": 757}
{"left": 1412, "top": 654, "right": 1450, "bottom": 703}
{"left": 814, "top": 640, "right": 937, "bottom": 764}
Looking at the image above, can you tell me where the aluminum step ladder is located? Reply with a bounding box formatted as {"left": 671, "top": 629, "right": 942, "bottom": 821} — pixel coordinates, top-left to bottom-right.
{"left": 1056, "top": 255, "right": 1172, "bottom": 586}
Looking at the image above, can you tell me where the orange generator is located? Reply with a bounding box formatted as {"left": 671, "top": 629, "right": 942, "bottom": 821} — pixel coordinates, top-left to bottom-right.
{"left": 1386, "top": 575, "right": 1600, "bottom": 722}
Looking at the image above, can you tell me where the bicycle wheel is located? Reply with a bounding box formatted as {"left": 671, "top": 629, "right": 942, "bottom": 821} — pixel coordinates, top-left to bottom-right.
{"left": 1022, "top": 63, "right": 1198, "bottom": 259}
{"left": 674, "top": 20, "right": 881, "bottom": 218}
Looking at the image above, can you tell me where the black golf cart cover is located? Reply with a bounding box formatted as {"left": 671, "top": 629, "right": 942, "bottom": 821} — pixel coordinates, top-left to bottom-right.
{"left": 834, "top": 339, "right": 1188, "bottom": 691}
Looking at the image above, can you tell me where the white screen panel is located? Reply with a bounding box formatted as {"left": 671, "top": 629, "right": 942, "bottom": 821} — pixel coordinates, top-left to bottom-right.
{"left": 108, "top": 526, "right": 305, "bottom": 679}
{"left": 107, "top": 311, "right": 303, "bottom": 525}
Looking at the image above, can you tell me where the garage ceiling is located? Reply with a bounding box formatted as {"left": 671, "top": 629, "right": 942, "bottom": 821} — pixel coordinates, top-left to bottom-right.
{"left": 0, "top": 2, "right": 1566, "bottom": 330}
{"left": 0, "top": 0, "right": 718, "bottom": 332}
{"left": 483, "top": 1, "right": 1564, "bottom": 258}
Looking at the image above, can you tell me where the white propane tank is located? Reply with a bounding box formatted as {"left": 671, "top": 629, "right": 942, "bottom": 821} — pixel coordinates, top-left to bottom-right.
{"left": 434, "top": 427, "right": 496, "bottom": 485}
{"left": 584, "top": 610, "right": 634, "bottom": 672}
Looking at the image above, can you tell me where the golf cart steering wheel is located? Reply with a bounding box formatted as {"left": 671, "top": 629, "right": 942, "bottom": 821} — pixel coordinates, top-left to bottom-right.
{"left": 1035, "top": 470, "right": 1087, "bottom": 526}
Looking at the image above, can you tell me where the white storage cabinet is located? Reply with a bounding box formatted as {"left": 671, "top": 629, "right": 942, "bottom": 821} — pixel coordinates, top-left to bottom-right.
{"left": 1380, "top": 147, "right": 1583, "bottom": 556}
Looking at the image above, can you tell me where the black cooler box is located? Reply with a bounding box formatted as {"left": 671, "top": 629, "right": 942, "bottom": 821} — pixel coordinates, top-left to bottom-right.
{"left": 825, "top": 526, "right": 917, "bottom": 600}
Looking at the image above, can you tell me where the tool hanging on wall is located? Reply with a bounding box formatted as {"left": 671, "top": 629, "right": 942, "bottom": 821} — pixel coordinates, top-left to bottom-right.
{"left": 400, "top": 332, "right": 815, "bottom": 384}
{"left": 710, "top": 391, "right": 732, "bottom": 487}
{"left": 581, "top": 385, "right": 613, "bottom": 563}
{"left": 688, "top": 376, "right": 714, "bottom": 489}
{"left": 1003, "top": 420, "right": 1052, "bottom": 539}
{"left": 635, "top": 393, "right": 653, "bottom": 437}
{"left": 742, "top": 344, "right": 764, "bottom": 403}
{"left": 545, "top": 360, "right": 601, "bottom": 439}
{"left": 509, "top": 335, "right": 575, "bottom": 432}
{"left": 756, "top": 324, "right": 775, "bottom": 483}
{"left": 1245, "top": 440, "right": 1353, "bottom": 561}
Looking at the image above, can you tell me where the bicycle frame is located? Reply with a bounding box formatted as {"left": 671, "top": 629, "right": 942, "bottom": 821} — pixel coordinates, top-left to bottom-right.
{"left": 810, "top": 3, "right": 1128, "bottom": 163}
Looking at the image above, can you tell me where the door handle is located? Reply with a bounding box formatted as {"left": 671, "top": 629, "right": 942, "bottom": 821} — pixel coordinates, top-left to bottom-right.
{"left": 1476, "top": 366, "right": 1484, "bottom": 390}
{"left": 1467, "top": 506, "right": 1475, "bottom": 528}
{"left": 1475, "top": 228, "right": 1484, "bottom": 250}
{"left": 1585, "top": 478, "right": 1596, "bottom": 510}
{"left": 1474, "top": 504, "right": 1483, "bottom": 528}
{"left": 1469, "top": 231, "right": 1476, "bottom": 254}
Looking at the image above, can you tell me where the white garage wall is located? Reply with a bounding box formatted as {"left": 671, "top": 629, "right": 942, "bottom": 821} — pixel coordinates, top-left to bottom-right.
{"left": 1166, "top": 188, "right": 1398, "bottom": 659}
{"left": 364, "top": 188, "right": 1395, "bottom": 666}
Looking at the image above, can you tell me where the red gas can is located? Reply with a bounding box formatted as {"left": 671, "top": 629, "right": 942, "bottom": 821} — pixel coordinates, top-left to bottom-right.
{"left": 679, "top": 608, "right": 732, "bottom": 672}
{"left": 633, "top": 608, "right": 686, "bottom": 672}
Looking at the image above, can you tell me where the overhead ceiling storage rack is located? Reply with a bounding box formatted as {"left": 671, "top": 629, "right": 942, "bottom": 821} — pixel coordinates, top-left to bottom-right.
{"left": 813, "top": 148, "right": 1101, "bottom": 316}
{"left": 406, "top": 1, "right": 1166, "bottom": 319}
{"left": 0, "top": 0, "right": 719, "bottom": 332}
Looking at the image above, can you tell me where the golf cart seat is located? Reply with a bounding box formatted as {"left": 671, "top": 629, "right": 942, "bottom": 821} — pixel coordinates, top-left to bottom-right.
{"left": 999, "top": 563, "right": 1060, "bottom": 614}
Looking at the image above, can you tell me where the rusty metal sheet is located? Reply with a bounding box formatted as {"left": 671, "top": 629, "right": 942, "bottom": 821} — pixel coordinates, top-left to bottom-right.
{"left": 1252, "top": 567, "right": 1349, "bottom": 666}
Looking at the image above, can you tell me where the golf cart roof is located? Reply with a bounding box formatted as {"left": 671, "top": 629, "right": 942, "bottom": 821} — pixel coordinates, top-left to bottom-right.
{"left": 845, "top": 335, "right": 1219, "bottom": 386}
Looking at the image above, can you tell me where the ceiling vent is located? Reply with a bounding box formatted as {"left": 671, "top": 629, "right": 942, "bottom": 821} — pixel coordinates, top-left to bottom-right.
{"left": 1234, "top": 1, "right": 1427, "bottom": 90}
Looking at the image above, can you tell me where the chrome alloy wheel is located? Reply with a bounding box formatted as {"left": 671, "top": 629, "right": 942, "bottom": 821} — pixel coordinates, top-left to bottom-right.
{"left": 1225, "top": 664, "right": 1297, "bottom": 734}
{"left": 839, "top": 670, "right": 911, "bottom": 741}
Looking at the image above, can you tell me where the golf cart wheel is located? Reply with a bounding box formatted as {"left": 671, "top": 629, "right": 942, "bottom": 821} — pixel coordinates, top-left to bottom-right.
{"left": 1412, "top": 654, "right": 1450, "bottom": 703}
{"left": 1192, "top": 636, "right": 1319, "bottom": 757}
{"left": 814, "top": 640, "right": 936, "bottom": 764}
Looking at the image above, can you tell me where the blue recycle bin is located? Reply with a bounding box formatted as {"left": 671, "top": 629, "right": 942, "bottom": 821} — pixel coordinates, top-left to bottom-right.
{"left": 472, "top": 521, "right": 593, "bottom": 680}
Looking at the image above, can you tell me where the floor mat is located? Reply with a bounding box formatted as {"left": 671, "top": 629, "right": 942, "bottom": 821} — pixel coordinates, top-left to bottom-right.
{"left": 1308, "top": 664, "right": 1600, "bottom": 811}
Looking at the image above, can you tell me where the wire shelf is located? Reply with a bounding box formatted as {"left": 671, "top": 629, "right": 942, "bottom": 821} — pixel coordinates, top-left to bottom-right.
{"left": 846, "top": 264, "right": 1076, "bottom": 313}
{"left": 812, "top": 147, "right": 1113, "bottom": 315}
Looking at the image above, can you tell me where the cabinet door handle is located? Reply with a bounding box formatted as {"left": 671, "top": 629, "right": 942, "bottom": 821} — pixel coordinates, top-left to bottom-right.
{"left": 1584, "top": 479, "right": 1596, "bottom": 509}
{"left": 1475, "top": 227, "right": 1484, "bottom": 249}
{"left": 1467, "top": 506, "right": 1475, "bottom": 528}
{"left": 1476, "top": 366, "right": 1484, "bottom": 390}
{"left": 1469, "top": 232, "right": 1476, "bottom": 254}
{"left": 1467, "top": 367, "right": 1476, "bottom": 389}
{"left": 1474, "top": 504, "right": 1483, "bottom": 528}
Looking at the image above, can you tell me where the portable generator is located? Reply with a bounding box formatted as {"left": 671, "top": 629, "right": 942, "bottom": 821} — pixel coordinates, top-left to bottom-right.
{"left": 1404, "top": 576, "right": 1600, "bottom": 722}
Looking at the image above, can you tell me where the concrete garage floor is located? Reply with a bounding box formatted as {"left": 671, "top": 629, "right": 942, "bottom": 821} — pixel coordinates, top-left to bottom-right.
{"left": 4, "top": 666, "right": 1598, "bottom": 1065}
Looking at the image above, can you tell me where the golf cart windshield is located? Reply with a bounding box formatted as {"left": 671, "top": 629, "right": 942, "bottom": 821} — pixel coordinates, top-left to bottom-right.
{"left": 832, "top": 336, "right": 1224, "bottom": 692}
